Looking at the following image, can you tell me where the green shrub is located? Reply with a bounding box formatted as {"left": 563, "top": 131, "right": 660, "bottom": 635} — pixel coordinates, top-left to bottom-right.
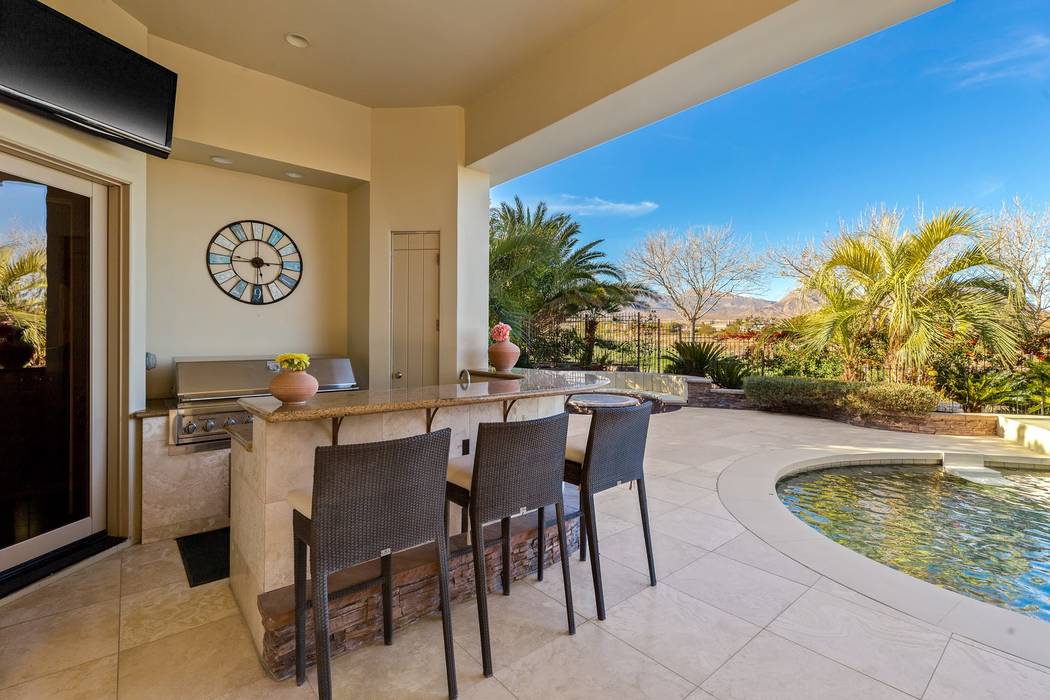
{"left": 666, "top": 341, "right": 723, "bottom": 376}
{"left": 710, "top": 358, "right": 749, "bottom": 389}
{"left": 743, "top": 376, "right": 940, "bottom": 418}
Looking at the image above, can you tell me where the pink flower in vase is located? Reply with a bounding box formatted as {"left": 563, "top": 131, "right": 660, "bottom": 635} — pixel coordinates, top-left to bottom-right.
{"left": 490, "top": 322, "right": 511, "bottom": 343}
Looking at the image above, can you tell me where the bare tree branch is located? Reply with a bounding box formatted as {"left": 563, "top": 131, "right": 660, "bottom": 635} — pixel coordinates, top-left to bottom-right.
{"left": 624, "top": 225, "right": 765, "bottom": 336}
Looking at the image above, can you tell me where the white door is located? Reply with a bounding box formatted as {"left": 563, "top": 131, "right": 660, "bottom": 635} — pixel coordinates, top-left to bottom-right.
{"left": 0, "top": 152, "right": 108, "bottom": 573}
{"left": 390, "top": 232, "right": 440, "bottom": 389}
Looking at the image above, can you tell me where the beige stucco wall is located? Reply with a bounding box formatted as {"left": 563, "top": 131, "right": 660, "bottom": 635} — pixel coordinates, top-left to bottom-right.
{"left": 368, "top": 107, "right": 463, "bottom": 390}
{"left": 147, "top": 36, "right": 371, "bottom": 182}
{"left": 346, "top": 183, "right": 371, "bottom": 387}
{"left": 144, "top": 158, "right": 349, "bottom": 398}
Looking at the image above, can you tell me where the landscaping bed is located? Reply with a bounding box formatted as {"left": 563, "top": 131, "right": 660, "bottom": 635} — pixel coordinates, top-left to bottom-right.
{"left": 742, "top": 375, "right": 998, "bottom": 436}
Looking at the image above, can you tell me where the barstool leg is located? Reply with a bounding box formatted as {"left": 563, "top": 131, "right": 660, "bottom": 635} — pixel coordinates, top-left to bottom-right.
{"left": 579, "top": 486, "right": 587, "bottom": 562}
{"left": 435, "top": 536, "right": 458, "bottom": 699}
{"left": 536, "top": 506, "right": 545, "bottom": 581}
{"left": 637, "top": 478, "right": 657, "bottom": 586}
{"left": 381, "top": 553, "right": 394, "bottom": 645}
{"left": 293, "top": 532, "right": 307, "bottom": 686}
{"left": 584, "top": 492, "right": 606, "bottom": 620}
{"left": 310, "top": 559, "right": 333, "bottom": 700}
{"left": 460, "top": 504, "right": 468, "bottom": 535}
{"left": 555, "top": 501, "right": 576, "bottom": 634}
{"left": 471, "top": 515, "right": 494, "bottom": 676}
{"left": 501, "top": 517, "right": 511, "bottom": 595}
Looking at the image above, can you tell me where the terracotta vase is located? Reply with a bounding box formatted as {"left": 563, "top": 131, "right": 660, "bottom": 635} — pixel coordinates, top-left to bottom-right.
{"left": 488, "top": 340, "right": 520, "bottom": 372}
{"left": 269, "top": 369, "right": 319, "bottom": 405}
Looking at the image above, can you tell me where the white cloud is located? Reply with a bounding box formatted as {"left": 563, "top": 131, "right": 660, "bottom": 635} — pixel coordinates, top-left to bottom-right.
{"left": 944, "top": 33, "right": 1050, "bottom": 88}
{"left": 546, "top": 194, "right": 658, "bottom": 217}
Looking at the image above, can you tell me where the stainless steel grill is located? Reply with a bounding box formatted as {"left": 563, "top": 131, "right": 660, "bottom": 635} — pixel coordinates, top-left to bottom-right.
{"left": 168, "top": 356, "right": 357, "bottom": 446}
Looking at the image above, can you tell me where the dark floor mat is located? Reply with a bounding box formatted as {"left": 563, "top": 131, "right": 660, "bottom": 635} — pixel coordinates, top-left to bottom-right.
{"left": 175, "top": 527, "right": 230, "bottom": 587}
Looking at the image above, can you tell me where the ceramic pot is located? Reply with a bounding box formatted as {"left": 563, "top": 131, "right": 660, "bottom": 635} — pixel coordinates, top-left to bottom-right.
{"left": 488, "top": 340, "right": 520, "bottom": 372}
{"left": 269, "top": 369, "right": 319, "bottom": 405}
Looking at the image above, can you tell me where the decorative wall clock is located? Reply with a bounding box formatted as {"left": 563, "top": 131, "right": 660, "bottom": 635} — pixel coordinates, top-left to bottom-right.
{"left": 206, "top": 220, "right": 302, "bottom": 305}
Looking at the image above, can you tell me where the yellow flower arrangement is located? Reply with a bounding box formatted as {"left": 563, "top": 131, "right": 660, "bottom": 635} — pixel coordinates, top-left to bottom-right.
{"left": 275, "top": 353, "right": 310, "bottom": 372}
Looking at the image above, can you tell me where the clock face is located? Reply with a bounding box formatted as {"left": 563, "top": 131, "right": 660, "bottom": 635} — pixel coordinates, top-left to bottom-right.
{"left": 206, "top": 220, "right": 302, "bottom": 305}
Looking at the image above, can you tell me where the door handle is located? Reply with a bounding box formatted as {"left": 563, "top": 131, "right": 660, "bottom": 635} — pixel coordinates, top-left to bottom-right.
{"left": 393, "top": 371, "right": 404, "bottom": 379}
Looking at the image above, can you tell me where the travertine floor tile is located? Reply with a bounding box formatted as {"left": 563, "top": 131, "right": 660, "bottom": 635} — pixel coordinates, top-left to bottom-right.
{"left": 701, "top": 631, "right": 910, "bottom": 699}
{"left": 0, "top": 557, "right": 120, "bottom": 628}
{"left": 531, "top": 550, "right": 651, "bottom": 620}
{"left": 0, "top": 599, "right": 118, "bottom": 689}
{"left": 496, "top": 621, "right": 695, "bottom": 699}
{"left": 214, "top": 676, "right": 316, "bottom": 699}
{"left": 598, "top": 525, "right": 706, "bottom": 579}
{"left": 923, "top": 639, "right": 1050, "bottom": 700}
{"left": 602, "top": 585, "right": 758, "bottom": 684}
{"left": 117, "top": 616, "right": 263, "bottom": 700}
{"left": 0, "top": 655, "right": 117, "bottom": 700}
{"left": 664, "top": 554, "right": 806, "bottom": 626}
{"left": 642, "top": 477, "right": 715, "bottom": 506}
{"left": 768, "top": 589, "right": 949, "bottom": 697}
{"left": 680, "top": 491, "right": 736, "bottom": 522}
{"left": 119, "top": 579, "right": 238, "bottom": 649}
{"left": 594, "top": 489, "right": 680, "bottom": 525}
{"left": 651, "top": 507, "right": 744, "bottom": 550}
{"left": 317, "top": 613, "right": 513, "bottom": 699}
{"left": 663, "top": 466, "right": 722, "bottom": 490}
{"left": 452, "top": 582, "right": 581, "bottom": 673}
{"left": 714, "top": 532, "right": 820, "bottom": 586}
{"left": 120, "top": 540, "right": 187, "bottom": 597}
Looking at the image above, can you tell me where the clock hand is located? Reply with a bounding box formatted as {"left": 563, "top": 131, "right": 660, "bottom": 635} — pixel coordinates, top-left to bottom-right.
{"left": 231, "top": 255, "right": 279, "bottom": 266}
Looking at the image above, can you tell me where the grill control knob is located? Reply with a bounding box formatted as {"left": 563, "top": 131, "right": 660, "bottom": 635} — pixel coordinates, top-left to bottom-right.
{"left": 184, "top": 421, "right": 198, "bottom": 435}
{"left": 245, "top": 415, "right": 254, "bottom": 424}
{"left": 203, "top": 419, "right": 216, "bottom": 431}
{"left": 223, "top": 417, "right": 237, "bottom": 427}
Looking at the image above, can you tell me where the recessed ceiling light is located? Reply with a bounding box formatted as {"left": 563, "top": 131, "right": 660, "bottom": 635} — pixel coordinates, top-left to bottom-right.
{"left": 285, "top": 171, "right": 304, "bottom": 179}
{"left": 285, "top": 33, "right": 310, "bottom": 48}
{"left": 210, "top": 155, "right": 233, "bottom": 165}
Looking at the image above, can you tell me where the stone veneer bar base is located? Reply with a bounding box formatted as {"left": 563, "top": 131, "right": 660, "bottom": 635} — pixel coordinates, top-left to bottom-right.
{"left": 257, "top": 507, "right": 581, "bottom": 679}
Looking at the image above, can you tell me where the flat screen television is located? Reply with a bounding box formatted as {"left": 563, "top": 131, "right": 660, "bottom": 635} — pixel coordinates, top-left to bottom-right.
{"left": 0, "top": 0, "right": 177, "bottom": 157}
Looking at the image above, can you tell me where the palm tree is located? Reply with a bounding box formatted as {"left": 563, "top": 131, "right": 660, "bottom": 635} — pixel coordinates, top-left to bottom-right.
{"left": 0, "top": 243, "right": 47, "bottom": 362}
{"left": 489, "top": 197, "right": 650, "bottom": 329}
{"left": 782, "top": 209, "right": 1021, "bottom": 380}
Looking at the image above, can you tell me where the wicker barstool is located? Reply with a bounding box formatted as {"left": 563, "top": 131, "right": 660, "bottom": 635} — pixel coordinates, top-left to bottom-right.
{"left": 445, "top": 412, "right": 576, "bottom": 677}
{"left": 289, "top": 429, "right": 457, "bottom": 700}
{"left": 563, "top": 402, "right": 654, "bottom": 620}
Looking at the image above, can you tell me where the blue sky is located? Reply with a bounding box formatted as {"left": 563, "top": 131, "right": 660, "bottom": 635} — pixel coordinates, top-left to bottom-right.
{"left": 491, "top": 0, "right": 1050, "bottom": 299}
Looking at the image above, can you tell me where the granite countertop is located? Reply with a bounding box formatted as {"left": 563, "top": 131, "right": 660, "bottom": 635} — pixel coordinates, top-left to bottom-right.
{"left": 239, "top": 368, "right": 609, "bottom": 423}
{"left": 132, "top": 397, "right": 175, "bottom": 418}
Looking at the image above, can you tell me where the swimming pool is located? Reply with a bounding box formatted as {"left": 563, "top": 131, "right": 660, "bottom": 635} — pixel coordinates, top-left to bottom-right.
{"left": 778, "top": 465, "right": 1050, "bottom": 621}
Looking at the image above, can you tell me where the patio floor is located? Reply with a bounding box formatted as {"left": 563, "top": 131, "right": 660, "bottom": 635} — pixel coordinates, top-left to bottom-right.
{"left": 3, "top": 407, "right": 1050, "bottom": 699}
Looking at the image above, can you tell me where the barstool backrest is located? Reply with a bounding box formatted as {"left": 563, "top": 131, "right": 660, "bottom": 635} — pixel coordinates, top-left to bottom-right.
{"left": 471, "top": 412, "right": 570, "bottom": 525}
{"left": 583, "top": 402, "right": 652, "bottom": 492}
{"left": 310, "top": 428, "right": 451, "bottom": 574}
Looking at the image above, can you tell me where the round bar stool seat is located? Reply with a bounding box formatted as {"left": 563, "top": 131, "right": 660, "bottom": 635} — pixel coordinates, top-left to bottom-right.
{"left": 566, "top": 393, "right": 640, "bottom": 415}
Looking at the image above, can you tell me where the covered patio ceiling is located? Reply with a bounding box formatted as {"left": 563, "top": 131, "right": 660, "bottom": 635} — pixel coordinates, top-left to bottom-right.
{"left": 113, "top": 0, "right": 946, "bottom": 183}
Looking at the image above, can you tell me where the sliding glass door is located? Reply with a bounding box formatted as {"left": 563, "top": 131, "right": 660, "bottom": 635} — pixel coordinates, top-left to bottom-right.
{"left": 0, "top": 152, "right": 107, "bottom": 572}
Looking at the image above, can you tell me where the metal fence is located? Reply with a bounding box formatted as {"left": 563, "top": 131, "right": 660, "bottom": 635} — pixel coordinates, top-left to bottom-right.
{"left": 518, "top": 311, "right": 758, "bottom": 373}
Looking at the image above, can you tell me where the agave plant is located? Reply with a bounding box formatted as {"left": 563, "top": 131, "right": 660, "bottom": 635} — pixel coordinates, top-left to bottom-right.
{"left": 710, "top": 357, "right": 750, "bottom": 389}
{"left": 665, "top": 341, "right": 723, "bottom": 376}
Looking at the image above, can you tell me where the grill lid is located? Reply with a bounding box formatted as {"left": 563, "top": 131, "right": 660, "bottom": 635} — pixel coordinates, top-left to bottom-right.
{"left": 175, "top": 356, "right": 357, "bottom": 402}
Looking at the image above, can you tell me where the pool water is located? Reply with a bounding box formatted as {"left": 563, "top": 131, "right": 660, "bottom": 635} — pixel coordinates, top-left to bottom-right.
{"left": 778, "top": 465, "right": 1050, "bottom": 621}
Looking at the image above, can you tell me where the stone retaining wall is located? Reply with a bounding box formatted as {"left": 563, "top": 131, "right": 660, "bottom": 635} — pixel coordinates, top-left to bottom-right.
{"left": 257, "top": 512, "right": 580, "bottom": 679}
{"left": 847, "top": 412, "right": 1000, "bottom": 436}
{"left": 685, "top": 377, "right": 752, "bottom": 409}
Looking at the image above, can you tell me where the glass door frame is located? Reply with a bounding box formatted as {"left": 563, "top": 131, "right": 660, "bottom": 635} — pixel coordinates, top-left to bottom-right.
{"left": 0, "top": 150, "right": 108, "bottom": 571}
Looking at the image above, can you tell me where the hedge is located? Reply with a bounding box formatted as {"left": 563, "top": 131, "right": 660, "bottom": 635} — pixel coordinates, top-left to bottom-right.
{"left": 742, "top": 376, "right": 940, "bottom": 418}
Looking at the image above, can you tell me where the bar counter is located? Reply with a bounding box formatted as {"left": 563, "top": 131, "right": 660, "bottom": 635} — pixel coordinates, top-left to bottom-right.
{"left": 228, "top": 368, "right": 608, "bottom": 663}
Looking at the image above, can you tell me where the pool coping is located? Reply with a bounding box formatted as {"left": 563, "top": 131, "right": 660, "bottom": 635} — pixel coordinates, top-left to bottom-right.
{"left": 718, "top": 447, "right": 1050, "bottom": 669}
